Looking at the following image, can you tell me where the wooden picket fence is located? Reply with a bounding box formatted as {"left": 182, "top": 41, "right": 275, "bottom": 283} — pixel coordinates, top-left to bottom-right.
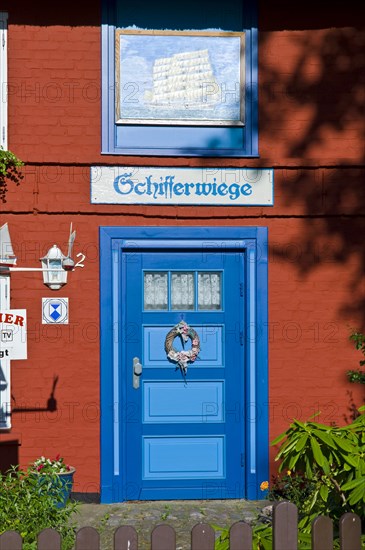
{"left": 0, "top": 502, "right": 362, "bottom": 550}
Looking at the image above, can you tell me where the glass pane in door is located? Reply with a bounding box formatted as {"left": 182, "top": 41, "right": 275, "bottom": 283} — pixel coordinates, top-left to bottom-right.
{"left": 198, "top": 272, "right": 222, "bottom": 310}
{"left": 171, "top": 272, "right": 195, "bottom": 310}
{"left": 144, "top": 272, "right": 168, "bottom": 310}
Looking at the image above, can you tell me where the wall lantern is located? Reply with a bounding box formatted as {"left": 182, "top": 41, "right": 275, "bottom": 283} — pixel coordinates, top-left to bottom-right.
{"left": 40, "top": 245, "right": 68, "bottom": 290}
{"left": 0, "top": 223, "right": 85, "bottom": 290}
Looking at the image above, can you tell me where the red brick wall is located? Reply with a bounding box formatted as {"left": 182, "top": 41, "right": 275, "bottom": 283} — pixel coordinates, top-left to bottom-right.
{"left": 0, "top": 1, "right": 364, "bottom": 493}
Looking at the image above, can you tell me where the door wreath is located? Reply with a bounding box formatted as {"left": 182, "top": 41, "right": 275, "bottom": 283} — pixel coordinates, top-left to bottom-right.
{"left": 164, "top": 321, "right": 200, "bottom": 378}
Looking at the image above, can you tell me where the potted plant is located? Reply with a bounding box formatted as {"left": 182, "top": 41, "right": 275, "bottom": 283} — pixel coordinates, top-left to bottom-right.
{"left": 32, "top": 455, "right": 76, "bottom": 508}
{"left": 0, "top": 465, "right": 79, "bottom": 549}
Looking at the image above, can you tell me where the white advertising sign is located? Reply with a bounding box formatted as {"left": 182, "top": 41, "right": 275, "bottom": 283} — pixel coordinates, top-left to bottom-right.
{"left": 91, "top": 167, "right": 274, "bottom": 206}
{"left": 0, "top": 309, "right": 27, "bottom": 360}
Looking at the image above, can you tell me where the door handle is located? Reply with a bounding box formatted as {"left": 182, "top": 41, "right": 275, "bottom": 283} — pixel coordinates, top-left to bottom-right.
{"left": 133, "top": 357, "right": 142, "bottom": 389}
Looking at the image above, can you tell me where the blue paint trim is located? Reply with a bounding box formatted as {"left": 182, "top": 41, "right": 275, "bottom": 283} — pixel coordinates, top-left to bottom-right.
{"left": 100, "top": 226, "right": 268, "bottom": 502}
{"left": 100, "top": 227, "right": 115, "bottom": 503}
{"left": 249, "top": 248, "right": 256, "bottom": 475}
{"left": 112, "top": 248, "right": 120, "bottom": 476}
{"left": 101, "top": 21, "right": 109, "bottom": 153}
{"left": 167, "top": 270, "right": 172, "bottom": 310}
{"left": 254, "top": 226, "right": 269, "bottom": 498}
{"left": 101, "top": 0, "right": 114, "bottom": 153}
{"left": 101, "top": 2, "right": 258, "bottom": 157}
{"left": 105, "top": 237, "right": 251, "bottom": 248}
{"left": 250, "top": 27, "right": 259, "bottom": 156}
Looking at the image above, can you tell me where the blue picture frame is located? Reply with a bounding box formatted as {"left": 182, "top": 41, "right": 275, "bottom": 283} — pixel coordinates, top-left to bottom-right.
{"left": 116, "top": 30, "right": 245, "bottom": 126}
{"left": 101, "top": 0, "right": 258, "bottom": 157}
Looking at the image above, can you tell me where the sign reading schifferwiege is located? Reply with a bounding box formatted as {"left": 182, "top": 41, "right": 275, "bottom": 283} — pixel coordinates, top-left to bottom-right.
{"left": 91, "top": 167, "right": 274, "bottom": 206}
{"left": 0, "top": 309, "right": 27, "bottom": 360}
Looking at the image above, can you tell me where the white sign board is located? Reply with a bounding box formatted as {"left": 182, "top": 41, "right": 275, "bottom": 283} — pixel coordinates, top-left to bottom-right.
{"left": 91, "top": 167, "right": 274, "bottom": 206}
{"left": 0, "top": 309, "right": 27, "bottom": 360}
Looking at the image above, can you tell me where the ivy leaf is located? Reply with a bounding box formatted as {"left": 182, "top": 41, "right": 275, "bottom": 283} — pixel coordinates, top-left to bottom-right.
{"left": 319, "top": 484, "right": 329, "bottom": 502}
{"left": 310, "top": 437, "right": 324, "bottom": 467}
{"left": 305, "top": 455, "right": 313, "bottom": 478}
{"left": 295, "top": 433, "right": 308, "bottom": 451}
{"left": 308, "top": 489, "right": 319, "bottom": 511}
{"left": 332, "top": 436, "right": 355, "bottom": 452}
{"left": 341, "top": 453, "right": 359, "bottom": 468}
{"left": 293, "top": 419, "right": 308, "bottom": 429}
{"left": 260, "top": 537, "right": 273, "bottom": 550}
{"left": 321, "top": 456, "right": 330, "bottom": 475}
{"left": 288, "top": 452, "right": 300, "bottom": 470}
{"left": 348, "top": 480, "right": 365, "bottom": 505}
{"left": 313, "top": 429, "right": 336, "bottom": 449}
{"left": 271, "top": 431, "right": 288, "bottom": 446}
{"left": 341, "top": 478, "right": 364, "bottom": 491}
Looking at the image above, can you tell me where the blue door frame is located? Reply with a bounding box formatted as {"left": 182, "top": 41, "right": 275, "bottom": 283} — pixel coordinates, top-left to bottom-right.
{"left": 100, "top": 226, "right": 268, "bottom": 503}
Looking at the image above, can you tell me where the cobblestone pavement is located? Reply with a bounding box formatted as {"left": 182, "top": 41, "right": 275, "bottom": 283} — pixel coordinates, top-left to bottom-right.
{"left": 74, "top": 499, "right": 268, "bottom": 550}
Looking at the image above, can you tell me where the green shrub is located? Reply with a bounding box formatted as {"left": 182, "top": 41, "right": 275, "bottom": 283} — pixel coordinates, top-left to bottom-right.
{"left": 271, "top": 406, "right": 365, "bottom": 529}
{"left": 213, "top": 406, "right": 365, "bottom": 549}
{"left": 268, "top": 470, "right": 317, "bottom": 510}
{"left": 0, "top": 466, "right": 79, "bottom": 550}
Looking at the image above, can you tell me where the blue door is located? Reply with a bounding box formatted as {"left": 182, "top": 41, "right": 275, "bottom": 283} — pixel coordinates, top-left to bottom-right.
{"left": 122, "top": 249, "right": 245, "bottom": 500}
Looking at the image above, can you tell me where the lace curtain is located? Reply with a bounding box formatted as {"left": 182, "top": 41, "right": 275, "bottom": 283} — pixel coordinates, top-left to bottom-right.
{"left": 171, "top": 272, "right": 194, "bottom": 310}
{"left": 144, "top": 272, "right": 168, "bottom": 310}
{"left": 144, "top": 271, "right": 221, "bottom": 310}
{"left": 198, "top": 272, "right": 221, "bottom": 310}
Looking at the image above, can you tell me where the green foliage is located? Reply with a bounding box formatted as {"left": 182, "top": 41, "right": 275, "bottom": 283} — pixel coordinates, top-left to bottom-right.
{"left": 213, "top": 407, "right": 365, "bottom": 549}
{"left": 213, "top": 522, "right": 274, "bottom": 550}
{"left": 347, "top": 370, "right": 365, "bottom": 384}
{"left": 0, "top": 148, "right": 24, "bottom": 202}
{"left": 271, "top": 406, "right": 365, "bottom": 528}
{"left": 349, "top": 330, "right": 365, "bottom": 358}
{"left": 268, "top": 471, "right": 316, "bottom": 509}
{"left": 212, "top": 523, "right": 229, "bottom": 550}
{"left": 97, "top": 512, "right": 111, "bottom": 534}
{"left": 160, "top": 504, "right": 171, "bottom": 521}
{"left": 0, "top": 466, "right": 79, "bottom": 550}
{"left": 347, "top": 330, "right": 365, "bottom": 384}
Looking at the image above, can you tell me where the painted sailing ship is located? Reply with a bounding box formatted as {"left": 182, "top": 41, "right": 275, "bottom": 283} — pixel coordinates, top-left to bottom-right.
{"left": 144, "top": 49, "right": 220, "bottom": 109}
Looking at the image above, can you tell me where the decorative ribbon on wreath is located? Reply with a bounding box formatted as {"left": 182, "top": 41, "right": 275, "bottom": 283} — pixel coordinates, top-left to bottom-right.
{"left": 164, "top": 321, "right": 200, "bottom": 381}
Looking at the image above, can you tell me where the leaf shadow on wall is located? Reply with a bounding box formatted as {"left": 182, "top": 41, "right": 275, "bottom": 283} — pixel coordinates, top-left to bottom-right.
{"left": 202, "top": 19, "right": 365, "bottom": 328}
{"left": 260, "top": 24, "right": 364, "bottom": 326}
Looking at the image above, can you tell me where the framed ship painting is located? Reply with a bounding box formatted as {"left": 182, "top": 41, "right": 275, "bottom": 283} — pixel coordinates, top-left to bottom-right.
{"left": 115, "top": 30, "right": 245, "bottom": 126}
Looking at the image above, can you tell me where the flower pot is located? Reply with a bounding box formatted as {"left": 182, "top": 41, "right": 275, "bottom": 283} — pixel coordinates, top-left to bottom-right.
{"left": 36, "top": 467, "right": 76, "bottom": 508}
{"left": 54, "top": 467, "right": 76, "bottom": 508}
